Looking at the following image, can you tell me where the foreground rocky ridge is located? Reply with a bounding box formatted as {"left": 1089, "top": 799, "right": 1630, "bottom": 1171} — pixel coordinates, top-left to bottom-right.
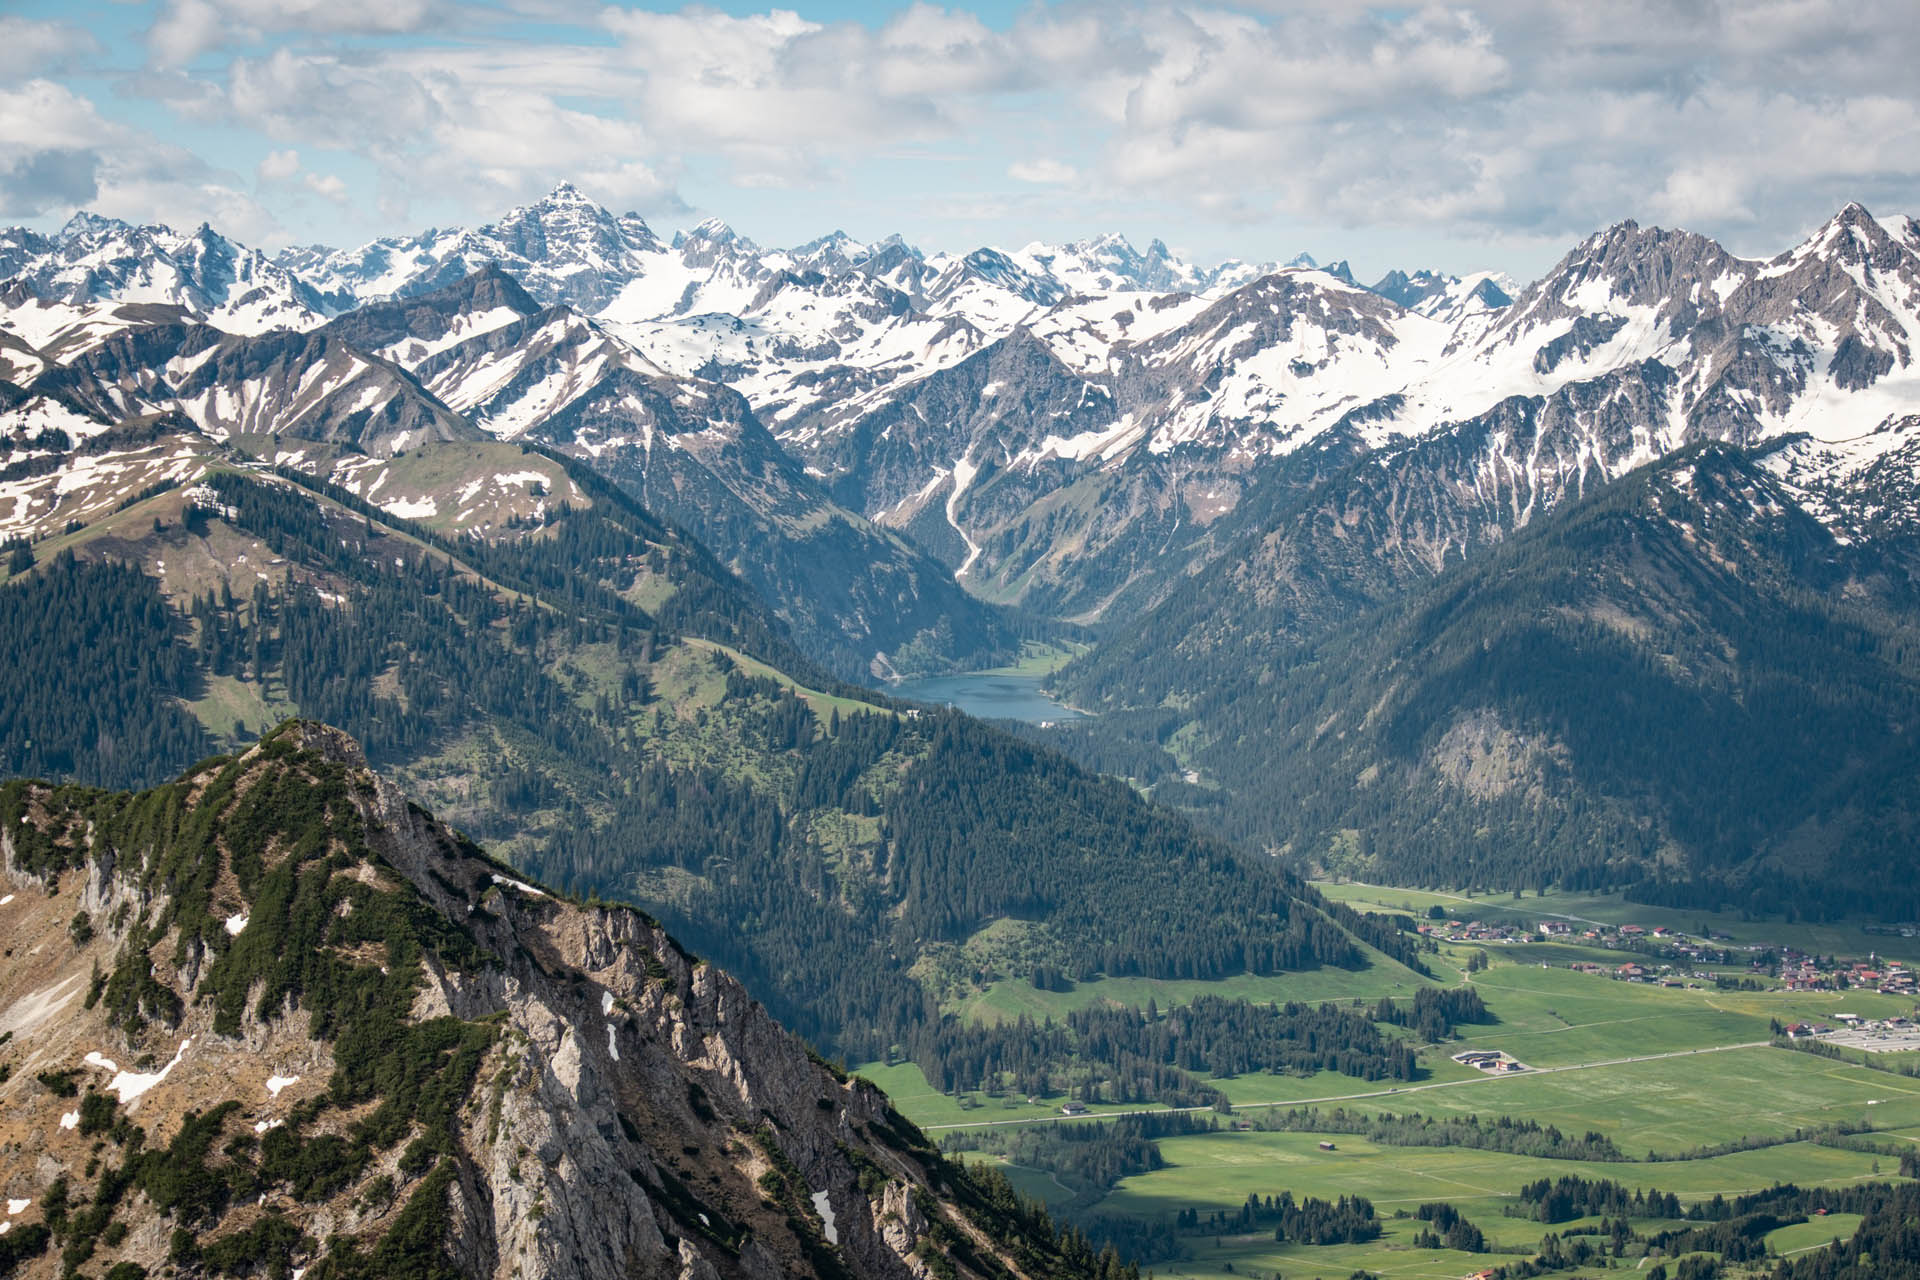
{"left": 0, "top": 722, "right": 1102, "bottom": 1280}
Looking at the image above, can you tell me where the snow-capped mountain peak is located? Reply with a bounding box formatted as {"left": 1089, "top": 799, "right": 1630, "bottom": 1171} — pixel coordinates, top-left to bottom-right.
{"left": 682, "top": 216, "right": 740, "bottom": 244}
{"left": 1010, "top": 233, "right": 1280, "bottom": 298}
{"left": 0, "top": 215, "right": 330, "bottom": 335}
{"left": 280, "top": 185, "right": 665, "bottom": 315}
{"left": 55, "top": 210, "right": 136, "bottom": 244}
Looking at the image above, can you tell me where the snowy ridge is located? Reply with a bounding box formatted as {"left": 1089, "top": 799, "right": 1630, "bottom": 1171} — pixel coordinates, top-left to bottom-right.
{"left": 9, "top": 185, "right": 1920, "bottom": 635}
{"left": 0, "top": 215, "right": 329, "bottom": 335}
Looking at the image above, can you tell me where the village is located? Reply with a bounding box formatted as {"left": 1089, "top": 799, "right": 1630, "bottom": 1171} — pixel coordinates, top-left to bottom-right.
{"left": 1420, "top": 912, "right": 1920, "bottom": 998}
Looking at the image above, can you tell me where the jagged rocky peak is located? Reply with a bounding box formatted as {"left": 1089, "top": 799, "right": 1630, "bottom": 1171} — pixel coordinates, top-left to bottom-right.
{"left": 0, "top": 210, "right": 332, "bottom": 332}
{"left": 920, "top": 245, "right": 1068, "bottom": 311}
{"left": 674, "top": 217, "right": 763, "bottom": 271}
{"left": 316, "top": 263, "right": 546, "bottom": 367}
{"left": 488, "top": 182, "right": 664, "bottom": 264}
{"left": 1369, "top": 268, "right": 1449, "bottom": 308}
{"left": 681, "top": 216, "right": 740, "bottom": 246}
{"left": 1011, "top": 232, "right": 1277, "bottom": 296}
{"left": 375, "top": 261, "right": 543, "bottom": 322}
{"left": 55, "top": 210, "right": 137, "bottom": 244}
{"left": 281, "top": 184, "right": 671, "bottom": 314}
{"left": 1465, "top": 275, "right": 1515, "bottom": 307}
{"left": 1527, "top": 217, "right": 1748, "bottom": 314}
{"left": 461, "top": 261, "right": 544, "bottom": 313}
{"left": 1366, "top": 268, "right": 1514, "bottom": 319}
{"left": 1787, "top": 201, "right": 1913, "bottom": 272}
{"left": 0, "top": 721, "right": 1097, "bottom": 1280}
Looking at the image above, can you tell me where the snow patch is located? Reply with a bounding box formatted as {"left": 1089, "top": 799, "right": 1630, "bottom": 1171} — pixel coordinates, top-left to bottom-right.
{"left": 225, "top": 913, "right": 248, "bottom": 936}
{"left": 266, "top": 1074, "right": 300, "bottom": 1097}
{"left": 606, "top": 1023, "right": 620, "bottom": 1061}
{"left": 7, "top": 1199, "right": 29, "bottom": 1216}
{"left": 811, "top": 1190, "right": 839, "bottom": 1243}
{"left": 947, "top": 455, "right": 982, "bottom": 578}
{"left": 382, "top": 496, "right": 437, "bottom": 520}
{"left": 83, "top": 1052, "right": 118, "bottom": 1074}
{"left": 59, "top": 1112, "right": 78, "bottom": 1130}
{"left": 491, "top": 874, "right": 547, "bottom": 897}
{"left": 106, "top": 1037, "right": 191, "bottom": 1105}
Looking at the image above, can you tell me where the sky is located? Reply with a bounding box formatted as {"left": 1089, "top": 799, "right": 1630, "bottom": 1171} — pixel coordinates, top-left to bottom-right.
{"left": 4, "top": 1, "right": 1920, "bottom": 281}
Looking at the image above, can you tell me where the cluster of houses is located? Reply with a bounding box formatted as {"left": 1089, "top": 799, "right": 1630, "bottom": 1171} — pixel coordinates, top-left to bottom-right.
{"left": 1419, "top": 915, "right": 1696, "bottom": 949}
{"left": 1418, "top": 917, "right": 1530, "bottom": 945}
{"left": 1776, "top": 952, "right": 1917, "bottom": 994}
{"left": 1418, "top": 907, "right": 1920, "bottom": 1001}
{"left": 1425, "top": 908, "right": 1920, "bottom": 997}
{"left": 1783, "top": 1013, "right": 1918, "bottom": 1044}
{"left": 1591, "top": 961, "right": 1692, "bottom": 986}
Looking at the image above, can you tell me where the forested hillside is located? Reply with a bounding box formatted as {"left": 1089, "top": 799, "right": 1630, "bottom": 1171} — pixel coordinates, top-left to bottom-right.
{"left": 0, "top": 453, "right": 1418, "bottom": 1090}
{"left": 1042, "top": 445, "right": 1920, "bottom": 918}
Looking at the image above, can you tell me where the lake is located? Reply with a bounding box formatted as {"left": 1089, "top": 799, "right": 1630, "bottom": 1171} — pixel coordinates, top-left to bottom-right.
{"left": 890, "top": 672, "right": 1088, "bottom": 725}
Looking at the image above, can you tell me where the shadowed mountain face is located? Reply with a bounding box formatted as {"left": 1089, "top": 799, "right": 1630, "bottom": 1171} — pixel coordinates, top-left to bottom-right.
{"left": 312, "top": 267, "right": 1027, "bottom": 680}
{"left": 1045, "top": 446, "right": 1920, "bottom": 918}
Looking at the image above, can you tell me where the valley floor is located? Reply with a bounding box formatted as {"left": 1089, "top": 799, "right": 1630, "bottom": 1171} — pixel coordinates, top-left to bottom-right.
{"left": 870, "top": 885, "right": 1920, "bottom": 1280}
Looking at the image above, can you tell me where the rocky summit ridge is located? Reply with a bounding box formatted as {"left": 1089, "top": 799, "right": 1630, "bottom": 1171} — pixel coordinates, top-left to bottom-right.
{"left": 0, "top": 721, "right": 1105, "bottom": 1280}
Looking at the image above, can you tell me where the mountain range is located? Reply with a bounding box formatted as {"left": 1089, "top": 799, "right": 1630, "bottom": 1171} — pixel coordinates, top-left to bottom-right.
{"left": 5, "top": 185, "right": 1920, "bottom": 915}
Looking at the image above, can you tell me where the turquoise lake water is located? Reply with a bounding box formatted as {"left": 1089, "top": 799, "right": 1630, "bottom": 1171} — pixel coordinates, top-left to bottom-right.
{"left": 890, "top": 672, "right": 1087, "bottom": 724}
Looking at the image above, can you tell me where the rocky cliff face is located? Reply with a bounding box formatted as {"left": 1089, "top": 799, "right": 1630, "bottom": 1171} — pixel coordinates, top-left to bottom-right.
{"left": 0, "top": 723, "right": 1083, "bottom": 1280}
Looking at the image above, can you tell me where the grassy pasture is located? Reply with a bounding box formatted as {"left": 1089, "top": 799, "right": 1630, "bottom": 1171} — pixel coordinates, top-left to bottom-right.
{"left": 1766, "top": 1214, "right": 1865, "bottom": 1257}
{"left": 1096, "top": 1129, "right": 1890, "bottom": 1280}
{"left": 872, "top": 890, "right": 1920, "bottom": 1280}
{"left": 956, "top": 941, "right": 1437, "bottom": 1025}
{"left": 852, "top": 1061, "right": 1150, "bottom": 1129}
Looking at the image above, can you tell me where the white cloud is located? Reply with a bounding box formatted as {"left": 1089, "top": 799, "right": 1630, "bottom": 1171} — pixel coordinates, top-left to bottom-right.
{"left": 257, "top": 148, "right": 300, "bottom": 182}
{"left": 1009, "top": 158, "right": 1077, "bottom": 185}
{"left": 40, "top": 0, "right": 1920, "bottom": 264}
{"left": 303, "top": 171, "right": 348, "bottom": 203}
{"left": 1062, "top": 1, "right": 1920, "bottom": 248}
{"left": 148, "top": 0, "right": 449, "bottom": 67}
{"left": 0, "top": 18, "right": 99, "bottom": 84}
{"left": 0, "top": 77, "right": 279, "bottom": 239}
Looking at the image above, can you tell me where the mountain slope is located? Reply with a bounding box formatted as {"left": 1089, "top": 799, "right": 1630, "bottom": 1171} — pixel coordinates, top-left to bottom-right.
{"left": 1054, "top": 445, "right": 1920, "bottom": 917}
{"left": 0, "top": 454, "right": 1418, "bottom": 1080}
{"left": 309, "top": 267, "right": 1026, "bottom": 679}
{"left": 0, "top": 721, "right": 1115, "bottom": 1279}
